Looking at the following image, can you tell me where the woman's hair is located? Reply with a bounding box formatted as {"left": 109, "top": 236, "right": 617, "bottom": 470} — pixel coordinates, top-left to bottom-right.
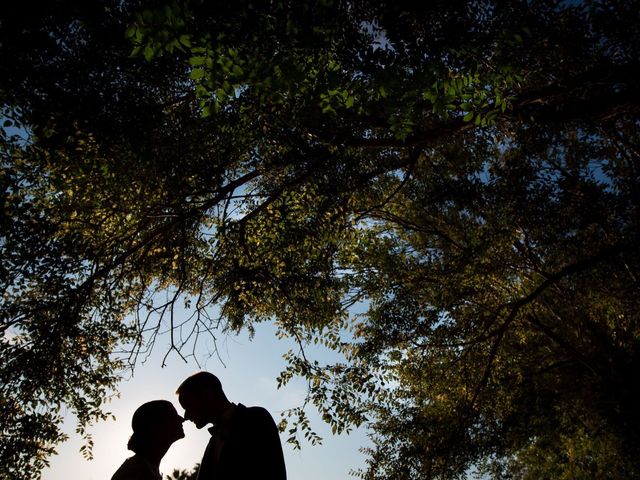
{"left": 127, "top": 400, "right": 175, "bottom": 453}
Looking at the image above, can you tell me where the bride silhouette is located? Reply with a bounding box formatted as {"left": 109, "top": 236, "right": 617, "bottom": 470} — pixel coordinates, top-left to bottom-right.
{"left": 111, "top": 400, "right": 185, "bottom": 480}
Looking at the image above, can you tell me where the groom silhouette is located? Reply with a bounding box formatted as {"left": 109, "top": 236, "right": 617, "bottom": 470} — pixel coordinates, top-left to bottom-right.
{"left": 177, "top": 372, "right": 287, "bottom": 480}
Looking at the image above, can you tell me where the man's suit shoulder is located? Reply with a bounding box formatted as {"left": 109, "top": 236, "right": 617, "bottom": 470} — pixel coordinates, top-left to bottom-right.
{"left": 235, "top": 404, "right": 277, "bottom": 426}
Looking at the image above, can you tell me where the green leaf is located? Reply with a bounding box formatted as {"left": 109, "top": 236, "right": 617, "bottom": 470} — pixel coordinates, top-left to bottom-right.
{"left": 463, "top": 111, "right": 474, "bottom": 122}
{"left": 195, "top": 84, "right": 209, "bottom": 98}
{"left": 124, "top": 26, "right": 137, "bottom": 39}
{"left": 179, "top": 34, "right": 192, "bottom": 48}
{"left": 190, "top": 68, "right": 205, "bottom": 80}
{"left": 322, "top": 104, "right": 336, "bottom": 115}
{"left": 188, "top": 56, "right": 206, "bottom": 66}
{"left": 232, "top": 65, "right": 244, "bottom": 77}
{"left": 143, "top": 45, "right": 155, "bottom": 61}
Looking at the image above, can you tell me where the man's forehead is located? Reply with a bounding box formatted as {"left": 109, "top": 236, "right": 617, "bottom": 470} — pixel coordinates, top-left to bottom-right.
{"left": 179, "top": 388, "right": 210, "bottom": 402}
{"left": 178, "top": 390, "right": 197, "bottom": 404}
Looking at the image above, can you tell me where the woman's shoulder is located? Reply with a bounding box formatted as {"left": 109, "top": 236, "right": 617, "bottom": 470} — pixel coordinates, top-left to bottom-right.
{"left": 111, "top": 455, "right": 161, "bottom": 480}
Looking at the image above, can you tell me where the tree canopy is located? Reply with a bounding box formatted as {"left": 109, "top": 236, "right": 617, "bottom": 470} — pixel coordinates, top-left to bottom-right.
{"left": 1, "top": 1, "right": 640, "bottom": 478}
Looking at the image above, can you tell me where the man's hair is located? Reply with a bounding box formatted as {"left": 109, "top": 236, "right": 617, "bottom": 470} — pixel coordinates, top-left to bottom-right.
{"left": 176, "top": 371, "right": 224, "bottom": 397}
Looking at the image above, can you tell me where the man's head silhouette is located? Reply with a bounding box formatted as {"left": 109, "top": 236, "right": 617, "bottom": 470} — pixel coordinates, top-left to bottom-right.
{"left": 177, "top": 371, "right": 231, "bottom": 428}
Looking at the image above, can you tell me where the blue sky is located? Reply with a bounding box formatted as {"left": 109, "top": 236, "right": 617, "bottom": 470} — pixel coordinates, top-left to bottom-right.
{"left": 42, "top": 321, "right": 370, "bottom": 480}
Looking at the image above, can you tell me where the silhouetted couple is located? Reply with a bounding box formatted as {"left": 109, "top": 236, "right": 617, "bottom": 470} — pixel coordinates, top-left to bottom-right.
{"left": 111, "top": 372, "right": 287, "bottom": 480}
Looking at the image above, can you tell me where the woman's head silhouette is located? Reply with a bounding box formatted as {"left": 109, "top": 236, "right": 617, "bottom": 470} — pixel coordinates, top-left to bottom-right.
{"left": 127, "top": 400, "right": 184, "bottom": 453}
